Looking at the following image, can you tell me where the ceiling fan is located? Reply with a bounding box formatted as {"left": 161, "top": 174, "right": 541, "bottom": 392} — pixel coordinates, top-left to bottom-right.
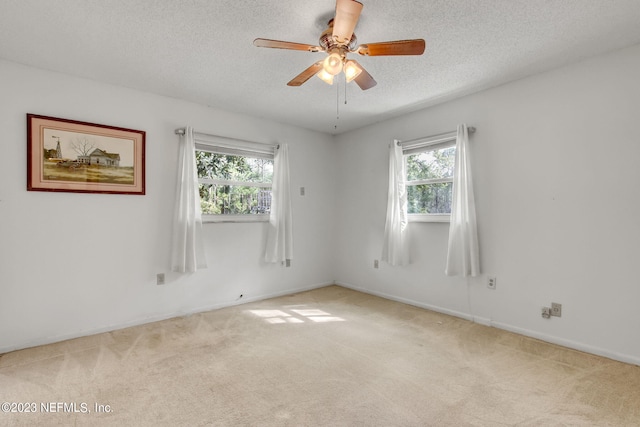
{"left": 253, "top": 0, "right": 425, "bottom": 90}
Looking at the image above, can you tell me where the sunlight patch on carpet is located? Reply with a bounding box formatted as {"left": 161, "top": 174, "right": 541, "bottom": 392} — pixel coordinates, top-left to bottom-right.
{"left": 247, "top": 306, "right": 345, "bottom": 324}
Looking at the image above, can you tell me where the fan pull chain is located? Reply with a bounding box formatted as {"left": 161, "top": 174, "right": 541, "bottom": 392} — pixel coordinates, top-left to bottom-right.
{"left": 344, "top": 73, "right": 348, "bottom": 105}
{"left": 335, "top": 77, "right": 340, "bottom": 130}
{"left": 337, "top": 78, "right": 340, "bottom": 117}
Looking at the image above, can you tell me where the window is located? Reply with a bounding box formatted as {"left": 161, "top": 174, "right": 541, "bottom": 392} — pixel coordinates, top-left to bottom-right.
{"left": 194, "top": 136, "right": 275, "bottom": 222}
{"left": 402, "top": 136, "right": 456, "bottom": 222}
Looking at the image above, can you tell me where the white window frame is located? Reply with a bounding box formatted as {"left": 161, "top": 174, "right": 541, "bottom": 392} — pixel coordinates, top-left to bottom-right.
{"left": 401, "top": 132, "right": 457, "bottom": 223}
{"left": 193, "top": 133, "right": 276, "bottom": 223}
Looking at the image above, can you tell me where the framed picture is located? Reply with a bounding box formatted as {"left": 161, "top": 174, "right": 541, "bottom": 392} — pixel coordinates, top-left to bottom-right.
{"left": 27, "top": 114, "right": 145, "bottom": 195}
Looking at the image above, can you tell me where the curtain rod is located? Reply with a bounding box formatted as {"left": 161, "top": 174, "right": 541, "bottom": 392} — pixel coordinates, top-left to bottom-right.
{"left": 398, "top": 126, "right": 476, "bottom": 146}
{"left": 174, "top": 127, "right": 279, "bottom": 149}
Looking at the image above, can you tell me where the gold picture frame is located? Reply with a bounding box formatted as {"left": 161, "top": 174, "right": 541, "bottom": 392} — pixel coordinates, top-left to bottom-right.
{"left": 27, "top": 114, "right": 145, "bottom": 195}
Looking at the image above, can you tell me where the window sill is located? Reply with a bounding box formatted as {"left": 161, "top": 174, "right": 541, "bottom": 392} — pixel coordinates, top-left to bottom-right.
{"left": 203, "top": 214, "right": 270, "bottom": 223}
{"left": 408, "top": 214, "right": 450, "bottom": 223}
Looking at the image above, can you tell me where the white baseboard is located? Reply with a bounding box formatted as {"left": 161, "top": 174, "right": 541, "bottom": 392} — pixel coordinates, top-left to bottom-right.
{"left": 335, "top": 281, "right": 640, "bottom": 367}
{"left": 186, "top": 281, "right": 333, "bottom": 315}
{"left": 1, "top": 281, "right": 334, "bottom": 354}
{"left": 489, "top": 321, "right": 640, "bottom": 366}
{"left": 336, "top": 281, "right": 475, "bottom": 322}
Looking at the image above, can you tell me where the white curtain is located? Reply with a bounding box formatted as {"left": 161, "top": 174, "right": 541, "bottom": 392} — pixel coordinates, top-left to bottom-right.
{"left": 381, "top": 141, "right": 410, "bottom": 266}
{"left": 171, "top": 127, "right": 207, "bottom": 273}
{"left": 445, "top": 124, "right": 480, "bottom": 277}
{"left": 265, "top": 144, "right": 293, "bottom": 263}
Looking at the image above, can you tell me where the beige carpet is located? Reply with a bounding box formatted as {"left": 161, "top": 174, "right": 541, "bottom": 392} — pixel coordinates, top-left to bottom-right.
{"left": 1, "top": 285, "right": 639, "bottom": 426}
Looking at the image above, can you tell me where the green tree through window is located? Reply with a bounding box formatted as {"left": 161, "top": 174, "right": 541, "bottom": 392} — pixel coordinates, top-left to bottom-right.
{"left": 405, "top": 145, "right": 455, "bottom": 214}
{"left": 196, "top": 151, "right": 273, "bottom": 215}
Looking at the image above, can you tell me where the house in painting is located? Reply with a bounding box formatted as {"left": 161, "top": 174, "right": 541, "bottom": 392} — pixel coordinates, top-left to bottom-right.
{"left": 78, "top": 148, "right": 120, "bottom": 166}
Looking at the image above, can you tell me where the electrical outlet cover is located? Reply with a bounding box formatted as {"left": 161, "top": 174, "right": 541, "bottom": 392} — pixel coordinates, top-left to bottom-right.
{"left": 551, "top": 302, "right": 562, "bottom": 317}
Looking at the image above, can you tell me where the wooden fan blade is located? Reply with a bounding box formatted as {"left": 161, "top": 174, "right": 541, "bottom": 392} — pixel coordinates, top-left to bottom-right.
{"left": 357, "top": 39, "right": 426, "bottom": 56}
{"left": 287, "top": 61, "right": 323, "bottom": 86}
{"left": 254, "top": 38, "right": 322, "bottom": 52}
{"left": 332, "top": 0, "right": 363, "bottom": 45}
{"left": 352, "top": 61, "right": 377, "bottom": 90}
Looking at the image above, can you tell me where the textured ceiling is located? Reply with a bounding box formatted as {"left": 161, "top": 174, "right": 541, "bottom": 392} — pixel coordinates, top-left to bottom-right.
{"left": 1, "top": 0, "right": 640, "bottom": 135}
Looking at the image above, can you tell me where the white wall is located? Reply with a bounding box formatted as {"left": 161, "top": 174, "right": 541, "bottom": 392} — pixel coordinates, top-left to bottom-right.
{"left": 0, "top": 60, "right": 337, "bottom": 353}
{"left": 334, "top": 43, "right": 640, "bottom": 365}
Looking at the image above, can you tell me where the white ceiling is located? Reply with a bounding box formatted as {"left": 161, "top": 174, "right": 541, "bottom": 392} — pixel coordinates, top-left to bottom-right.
{"left": 2, "top": 0, "right": 640, "bottom": 135}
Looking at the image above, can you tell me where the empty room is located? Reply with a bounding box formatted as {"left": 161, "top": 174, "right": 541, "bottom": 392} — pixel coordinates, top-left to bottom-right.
{"left": 1, "top": 0, "right": 640, "bottom": 425}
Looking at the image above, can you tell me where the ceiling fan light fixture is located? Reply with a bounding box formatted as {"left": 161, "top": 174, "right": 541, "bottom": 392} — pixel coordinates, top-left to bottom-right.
{"left": 343, "top": 60, "right": 362, "bottom": 82}
{"left": 316, "top": 69, "right": 334, "bottom": 85}
{"left": 323, "top": 52, "right": 343, "bottom": 76}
